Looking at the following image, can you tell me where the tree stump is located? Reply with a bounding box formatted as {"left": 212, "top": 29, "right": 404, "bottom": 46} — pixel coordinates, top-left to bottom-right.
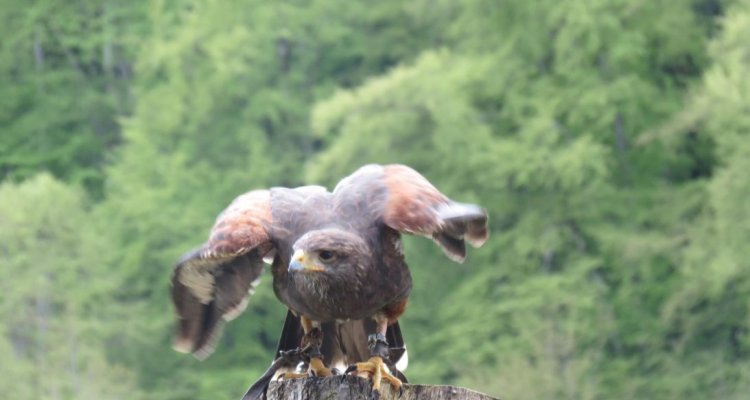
{"left": 265, "top": 375, "right": 499, "bottom": 400}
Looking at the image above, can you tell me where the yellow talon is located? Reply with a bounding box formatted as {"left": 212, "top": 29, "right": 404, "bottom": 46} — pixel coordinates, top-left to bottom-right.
{"left": 309, "top": 357, "right": 333, "bottom": 377}
{"left": 278, "top": 372, "right": 308, "bottom": 380}
{"left": 280, "top": 357, "right": 332, "bottom": 379}
{"left": 351, "top": 356, "right": 402, "bottom": 393}
{"left": 281, "top": 371, "right": 307, "bottom": 380}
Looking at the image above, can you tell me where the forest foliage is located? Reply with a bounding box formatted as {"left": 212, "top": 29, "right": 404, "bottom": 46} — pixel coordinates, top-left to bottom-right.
{"left": 2, "top": 0, "right": 749, "bottom": 399}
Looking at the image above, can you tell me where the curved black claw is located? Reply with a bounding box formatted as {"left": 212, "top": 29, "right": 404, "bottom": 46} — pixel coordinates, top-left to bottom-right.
{"left": 382, "top": 355, "right": 408, "bottom": 384}
{"left": 345, "top": 353, "right": 407, "bottom": 385}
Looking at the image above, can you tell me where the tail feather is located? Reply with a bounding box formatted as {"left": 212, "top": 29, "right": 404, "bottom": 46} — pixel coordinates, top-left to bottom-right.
{"left": 275, "top": 310, "right": 304, "bottom": 359}
{"left": 386, "top": 322, "right": 408, "bottom": 381}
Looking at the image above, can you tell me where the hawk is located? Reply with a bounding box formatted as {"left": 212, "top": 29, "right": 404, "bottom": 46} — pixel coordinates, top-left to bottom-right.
{"left": 171, "top": 164, "right": 489, "bottom": 394}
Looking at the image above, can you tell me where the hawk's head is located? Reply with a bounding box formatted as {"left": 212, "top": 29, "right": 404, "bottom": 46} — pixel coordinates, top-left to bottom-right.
{"left": 289, "top": 229, "right": 372, "bottom": 276}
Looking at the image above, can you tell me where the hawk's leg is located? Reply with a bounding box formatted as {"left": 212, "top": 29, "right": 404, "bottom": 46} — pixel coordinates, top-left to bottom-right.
{"left": 282, "top": 316, "right": 333, "bottom": 379}
{"left": 347, "top": 317, "right": 403, "bottom": 394}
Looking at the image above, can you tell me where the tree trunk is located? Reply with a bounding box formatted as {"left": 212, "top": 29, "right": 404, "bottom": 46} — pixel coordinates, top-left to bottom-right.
{"left": 265, "top": 375, "right": 499, "bottom": 400}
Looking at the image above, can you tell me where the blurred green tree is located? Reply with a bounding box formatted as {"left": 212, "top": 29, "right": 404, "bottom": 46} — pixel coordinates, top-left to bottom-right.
{"left": 1, "top": 0, "right": 749, "bottom": 399}
{"left": 0, "top": 174, "right": 143, "bottom": 399}
{"left": 0, "top": 2, "right": 147, "bottom": 196}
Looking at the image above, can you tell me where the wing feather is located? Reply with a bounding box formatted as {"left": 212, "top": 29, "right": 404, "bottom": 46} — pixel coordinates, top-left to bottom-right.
{"left": 343, "top": 164, "right": 489, "bottom": 262}
{"left": 381, "top": 165, "right": 488, "bottom": 262}
{"left": 171, "top": 190, "right": 273, "bottom": 359}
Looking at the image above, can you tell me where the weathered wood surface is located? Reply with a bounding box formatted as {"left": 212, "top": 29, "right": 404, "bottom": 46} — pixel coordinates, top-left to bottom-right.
{"left": 265, "top": 375, "right": 499, "bottom": 400}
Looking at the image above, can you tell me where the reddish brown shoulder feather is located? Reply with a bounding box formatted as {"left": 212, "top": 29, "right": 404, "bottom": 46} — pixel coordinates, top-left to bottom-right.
{"left": 208, "top": 190, "right": 272, "bottom": 255}
{"left": 382, "top": 165, "right": 449, "bottom": 235}
{"left": 379, "top": 164, "right": 489, "bottom": 263}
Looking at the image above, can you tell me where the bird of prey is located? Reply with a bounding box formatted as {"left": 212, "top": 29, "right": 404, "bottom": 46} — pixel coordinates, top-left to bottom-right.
{"left": 170, "top": 164, "right": 489, "bottom": 394}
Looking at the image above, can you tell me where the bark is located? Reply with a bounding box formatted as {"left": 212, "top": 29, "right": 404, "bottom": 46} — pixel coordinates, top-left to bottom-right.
{"left": 264, "top": 375, "right": 499, "bottom": 400}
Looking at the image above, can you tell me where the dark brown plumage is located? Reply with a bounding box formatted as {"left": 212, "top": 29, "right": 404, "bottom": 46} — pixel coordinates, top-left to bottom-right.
{"left": 170, "top": 164, "right": 489, "bottom": 393}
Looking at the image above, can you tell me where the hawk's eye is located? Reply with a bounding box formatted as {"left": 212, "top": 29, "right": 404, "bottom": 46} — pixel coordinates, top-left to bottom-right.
{"left": 318, "top": 250, "right": 335, "bottom": 263}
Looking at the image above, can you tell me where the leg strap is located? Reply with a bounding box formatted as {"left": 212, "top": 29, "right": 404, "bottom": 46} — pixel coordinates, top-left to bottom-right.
{"left": 367, "top": 333, "right": 390, "bottom": 359}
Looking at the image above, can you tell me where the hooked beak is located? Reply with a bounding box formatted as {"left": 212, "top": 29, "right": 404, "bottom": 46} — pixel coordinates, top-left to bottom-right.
{"left": 289, "top": 249, "right": 324, "bottom": 272}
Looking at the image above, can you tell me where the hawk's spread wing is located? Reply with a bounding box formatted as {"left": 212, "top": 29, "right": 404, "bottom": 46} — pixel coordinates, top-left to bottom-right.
{"left": 336, "top": 164, "right": 489, "bottom": 263}
{"left": 171, "top": 190, "right": 273, "bottom": 359}
{"left": 172, "top": 164, "right": 488, "bottom": 361}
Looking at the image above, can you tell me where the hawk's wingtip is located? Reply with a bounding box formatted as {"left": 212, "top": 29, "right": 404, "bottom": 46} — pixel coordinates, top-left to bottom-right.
{"left": 172, "top": 336, "right": 193, "bottom": 354}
